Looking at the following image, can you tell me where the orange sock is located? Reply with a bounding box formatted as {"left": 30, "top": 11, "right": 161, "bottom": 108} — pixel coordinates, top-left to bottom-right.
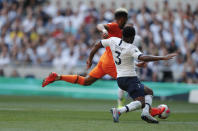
{"left": 150, "top": 107, "right": 160, "bottom": 117}
{"left": 60, "top": 75, "right": 85, "bottom": 85}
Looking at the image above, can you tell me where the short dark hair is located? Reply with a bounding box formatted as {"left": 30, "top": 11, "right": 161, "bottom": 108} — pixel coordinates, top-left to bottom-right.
{"left": 115, "top": 8, "right": 128, "bottom": 19}
{"left": 122, "top": 26, "right": 136, "bottom": 38}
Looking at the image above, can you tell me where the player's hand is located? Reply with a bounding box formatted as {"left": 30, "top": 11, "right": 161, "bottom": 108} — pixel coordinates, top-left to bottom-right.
{"left": 102, "top": 29, "right": 109, "bottom": 39}
{"left": 136, "top": 61, "right": 147, "bottom": 68}
{"left": 163, "top": 53, "right": 177, "bottom": 60}
{"left": 86, "top": 59, "right": 92, "bottom": 70}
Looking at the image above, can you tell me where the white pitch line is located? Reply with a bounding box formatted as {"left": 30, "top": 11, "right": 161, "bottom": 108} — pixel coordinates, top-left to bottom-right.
{"left": 0, "top": 108, "right": 26, "bottom": 111}
{"left": 161, "top": 121, "right": 198, "bottom": 125}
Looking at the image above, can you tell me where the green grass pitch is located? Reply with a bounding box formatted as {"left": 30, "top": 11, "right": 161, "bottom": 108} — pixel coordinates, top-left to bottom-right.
{"left": 0, "top": 95, "right": 198, "bottom": 131}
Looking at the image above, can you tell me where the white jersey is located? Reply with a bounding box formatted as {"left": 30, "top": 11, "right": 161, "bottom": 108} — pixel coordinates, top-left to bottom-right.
{"left": 101, "top": 37, "right": 142, "bottom": 78}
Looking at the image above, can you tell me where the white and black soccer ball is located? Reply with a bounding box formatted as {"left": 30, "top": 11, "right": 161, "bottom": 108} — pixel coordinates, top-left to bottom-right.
{"left": 158, "top": 104, "right": 170, "bottom": 119}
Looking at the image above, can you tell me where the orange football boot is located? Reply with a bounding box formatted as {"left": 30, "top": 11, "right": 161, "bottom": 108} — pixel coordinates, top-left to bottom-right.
{"left": 150, "top": 106, "right": 166, "bottom": 117}
{"left": 42, "top": 72, "right": 58, "bottom": 87}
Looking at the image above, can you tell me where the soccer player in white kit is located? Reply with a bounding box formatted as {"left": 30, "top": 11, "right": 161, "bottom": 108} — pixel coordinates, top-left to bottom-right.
{"left": 87, "top": 26, "right": 176, "bottom": 123}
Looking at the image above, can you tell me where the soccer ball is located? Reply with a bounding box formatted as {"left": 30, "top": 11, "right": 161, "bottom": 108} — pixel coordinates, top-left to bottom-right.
{"left": 158, "top": 104, "right": 170, "bottom": 119}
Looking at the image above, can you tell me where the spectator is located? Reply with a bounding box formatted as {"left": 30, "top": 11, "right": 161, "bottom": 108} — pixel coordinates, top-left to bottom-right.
{"left": 192, "top": 46, "right": 198, "bottom": 66}
{"left": 186, "top": 65, "right": 198, "bottom": 83}
{"left": 0, "top": 44, "right": 10, "bottom": 67}
{"left": 171, "top": 55, "right": 185, "bottom": 82}
{"left": 22, "top": 8, "right": 36, "bottom": 33}
{"left": 0, "top": 68, "right": 4, "bottom": 76}
{"left": 10, "top": 69, "right": 20, "bottom": 77}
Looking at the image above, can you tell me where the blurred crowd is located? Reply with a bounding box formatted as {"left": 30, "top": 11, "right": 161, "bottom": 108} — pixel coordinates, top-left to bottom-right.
{"left": 0, "top": 0, "right": 198, "bottom": 83}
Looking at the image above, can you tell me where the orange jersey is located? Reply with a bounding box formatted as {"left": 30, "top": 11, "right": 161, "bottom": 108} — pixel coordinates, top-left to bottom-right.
{"left": 89, "top": 22, "right": 122, "bottom": 79}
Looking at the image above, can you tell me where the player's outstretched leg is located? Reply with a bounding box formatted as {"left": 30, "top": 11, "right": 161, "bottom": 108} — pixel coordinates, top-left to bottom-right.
{"left": 110, "top": 100, "right": 142, "bottom": 123}
{"left": 144, "top": 86, "right": 166, "bottom": 117}
{"left": 141, "top": 104, "right": 159, "bottom": 123}
{"left": 42, "top": 72, "right": 58, "bottom": 87}
{"left": 141, "top": 113, "right": 158, "bottom": 123}
{"left": 141, "top": 86, "right": 158, "bottom": 123}
{"left": 110, "top": 108, "right": 120, "bottom": 123}
{"left": 42, "top": 72, "right": 98, "bottom": 87}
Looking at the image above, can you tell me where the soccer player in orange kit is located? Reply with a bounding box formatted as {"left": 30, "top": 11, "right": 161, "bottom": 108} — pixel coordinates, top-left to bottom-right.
{"left": 42, "top": 8, "right": 164, "bottom": 117}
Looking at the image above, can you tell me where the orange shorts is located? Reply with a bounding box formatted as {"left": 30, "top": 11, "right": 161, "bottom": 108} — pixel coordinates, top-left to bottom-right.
{"left": 89, "top": 60, "right": 117, "bottom": 79}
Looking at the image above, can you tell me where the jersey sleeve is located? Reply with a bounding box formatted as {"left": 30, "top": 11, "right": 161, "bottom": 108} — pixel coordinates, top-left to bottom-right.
{"left": 106, "top": 23, "right": 117, "bottom": 32}
{"left": 130, "top": 46, "right": 143, "bottom": 60}
{"left": 100, "top": 38, "right": 111, "bottom": 47}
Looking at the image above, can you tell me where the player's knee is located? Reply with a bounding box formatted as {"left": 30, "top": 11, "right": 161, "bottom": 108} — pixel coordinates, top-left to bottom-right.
{"left": 139, "top": 100, "right": 145, "bottom": 108}
{"left": 84, "top": 76, "right": 98, "bottom": 86}
{"left": 83, "top": 82, "right": 90, "bottom": 86}
{"left": 83, "top": 81, "right": 93, "bottom": 86}
{"left": 141, "top": 101, "right": 145, "bottom": 108}
{"left": 144, "top": 87, "right": 153, "bottom": 96}
{"left": 148, "top": 88, "right": 153, "bottom": 95}
{"left": 134, "top": 97, "right": 145, "bottom": 108}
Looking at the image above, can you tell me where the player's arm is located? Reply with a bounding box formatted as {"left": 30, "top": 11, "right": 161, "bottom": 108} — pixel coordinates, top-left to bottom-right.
{"left": 131, "top": 46, "right": 177, "bottom": 62}
{"left": 97, "top": 24, "right": 109, "bottom": 32}
{"left": 135, "top": 61, "right": 147, "bottom": 68}
{"left": 96, "top": 24, "right": 109, "bottom": 38}
{"left": 87, "top": 39, "right": 110, "bottom": 69}
{"left": 86, "top": 42, "right": 103, "bottom": 69}
{"left": 138, "top": 53, "right": 177, "bottom": 62}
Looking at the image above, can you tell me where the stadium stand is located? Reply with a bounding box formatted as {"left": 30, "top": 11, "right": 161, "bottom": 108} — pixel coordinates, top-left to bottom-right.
{"left": 0, "top": 0, "right": 198, "bottom": 83}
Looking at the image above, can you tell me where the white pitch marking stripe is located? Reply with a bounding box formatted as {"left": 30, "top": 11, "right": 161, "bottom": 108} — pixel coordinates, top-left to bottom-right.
{"left": 161, "top": 121, "right": 198, "bottom": 125}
